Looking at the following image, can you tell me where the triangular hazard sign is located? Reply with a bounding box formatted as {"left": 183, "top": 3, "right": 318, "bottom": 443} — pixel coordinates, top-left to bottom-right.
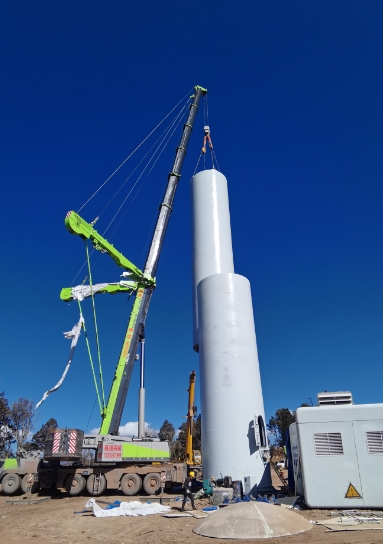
{"left": 345, "top": 483, "right": 362, "bottom": 498}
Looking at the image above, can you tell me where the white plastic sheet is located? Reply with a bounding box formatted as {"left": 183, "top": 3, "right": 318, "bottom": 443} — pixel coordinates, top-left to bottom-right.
{"left": 85, "top": 498, "right": 170, "bottom": 517}
{"left": 35, "top": 314, "right": 84, "bottom": 409}
{"left": 70, "top": 281, "right": 137, "bottom": 301}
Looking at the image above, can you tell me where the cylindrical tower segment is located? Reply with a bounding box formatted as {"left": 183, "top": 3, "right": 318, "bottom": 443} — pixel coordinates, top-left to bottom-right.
{"left": 191, "top": 169, "right": 234, "bottom": 351}
{"left": 197, "top": 272, "right": 270, "bottom": 489}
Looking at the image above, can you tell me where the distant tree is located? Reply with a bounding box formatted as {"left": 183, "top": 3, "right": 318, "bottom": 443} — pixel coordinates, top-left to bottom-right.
{"left": 268, "top": 408, "right": 296, "bottom": 447}
{"left": 176, "top": 421, "right": 187, "bottom": 454}
{"left": 0, "top": 392, "right": 14, "bottom": 456}
{"left": 145, "top": 427, "right": 158, "bottom": 438}
{"left": 158, "top": 420, "right": 175, "bottom": 443}
{"left": 268, "top": 403, "right": 311, "bottom": 447}
{"left": 193, "top": 414, "right": 201, "bottom": 451}
{"left": 24, "top": 418, "right": 58, "bottom": 453}
{"left": 10, "top": 398, "right": 34, "bottom": 457}
{"left": 172, "top": 414, "right": 201, "bottom": 461}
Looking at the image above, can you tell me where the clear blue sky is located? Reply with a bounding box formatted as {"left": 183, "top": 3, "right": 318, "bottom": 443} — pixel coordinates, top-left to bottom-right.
{"left": 1, "top": 1, "right": 382, "bottom": 436}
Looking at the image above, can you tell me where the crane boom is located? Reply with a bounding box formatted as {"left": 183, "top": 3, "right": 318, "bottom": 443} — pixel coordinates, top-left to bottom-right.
{"left": 100, "top": 85, "right": 207, "bottom": 435}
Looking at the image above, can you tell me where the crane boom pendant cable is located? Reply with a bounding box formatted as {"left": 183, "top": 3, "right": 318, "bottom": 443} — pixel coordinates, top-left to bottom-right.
{"left": 77, "top": 88, "right": 193, "bottom": 213}
{"left": 77, "top": 299, "right": 103, "bottom": 415}
{"left": 85, "top": 240, "right": 106, "bottom": 412}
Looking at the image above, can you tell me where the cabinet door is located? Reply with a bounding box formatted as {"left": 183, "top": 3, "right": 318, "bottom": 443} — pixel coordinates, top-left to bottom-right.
{"left": 300, "top": 422, "right": 363, "bottom": 508}
{"left": 353, "top": 420, "right": 383, "bottom": 508}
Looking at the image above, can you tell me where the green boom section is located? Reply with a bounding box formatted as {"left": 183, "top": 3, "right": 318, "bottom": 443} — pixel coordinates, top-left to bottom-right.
{"left": 122, "top": 442, "right": 170, "bottom": 460}
{"left": 60, "top": 282, "right": 138, "bottom": 302}
{"left": 65, "top": 211, "right": 155, "bottom": 287}
{"left": 99, "top": 286, "right": 145, "bottom": 432}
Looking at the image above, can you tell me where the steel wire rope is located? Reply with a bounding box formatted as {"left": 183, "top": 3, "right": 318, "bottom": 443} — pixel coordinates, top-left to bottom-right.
{"left": 68, "top": 101, "right": 189, "bottom": 287}
{"left": 205, "top": 93, "right": 221, "bottom": 171}
{"left": 85, "top": 295, "right": 132, "bottom": 432}
{"left": 87, "top": 108, "right": 190, "bottom": 433}
{"left": 77, "top": 299, "right": 103, "bottom": 415}
{"left": 96, "top": 98, "right": 191, "bottom": 219}
{"left": 137, "top": 105, "right": 192, "bottom": 269}
{"left": 101, "top": 101, "right": 189, "bottom": 237}
{"left": 107, "top": 100, "right": 189, "bottom": 267}
{"left": 193, "top": 152, "right": 203, "bottom": 177}
{"left": 85, "top": 241, "right": 106, "bottom": 410}
{"left": 77, "top": 88, "right": 193, "bottom": 213}
{"left": 78, "top": 104, "right": 190, "bottom": 432}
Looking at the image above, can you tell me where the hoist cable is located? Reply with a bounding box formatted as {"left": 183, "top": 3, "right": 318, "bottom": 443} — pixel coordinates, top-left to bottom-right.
{"left": 102, "top": 100, "right": 189, "bottom": 237}
{"left": 85, "top": 241, "right": 106, "bottom": 410}
{"left": 77, "top": 88, "right": 193, "bottom": 213}
{"left": 204, "top": 94, "right": 221, "bottom": 171}
{"left": 77, "top": 300, "right": 103, "bottom": 415}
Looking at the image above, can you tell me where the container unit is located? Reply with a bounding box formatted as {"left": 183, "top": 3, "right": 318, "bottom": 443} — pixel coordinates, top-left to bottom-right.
{"left": 191, "top": 169, "right": 270, "bottom": 491}
{"left": 289, "top": 401, "right": 383, "bottom": 508}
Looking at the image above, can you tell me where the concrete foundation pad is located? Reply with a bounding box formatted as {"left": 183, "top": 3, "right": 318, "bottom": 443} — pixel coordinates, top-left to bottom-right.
{"left": 193, "top": 502, "right": 312, "bottom": 539}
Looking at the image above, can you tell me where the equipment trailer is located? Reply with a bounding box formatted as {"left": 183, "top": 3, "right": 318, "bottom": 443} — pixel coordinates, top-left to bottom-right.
{"left": 0, "top": 85, "right": 206, "bottom": 496}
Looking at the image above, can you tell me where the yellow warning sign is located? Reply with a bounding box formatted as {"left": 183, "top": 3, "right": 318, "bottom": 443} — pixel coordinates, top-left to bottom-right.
{"left": 345, "top": 483, "right": 362, "bottom": 498}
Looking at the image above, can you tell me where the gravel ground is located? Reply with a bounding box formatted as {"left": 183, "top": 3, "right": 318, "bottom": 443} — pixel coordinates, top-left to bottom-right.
{"left": 1, "top": 492, "right": 383, "bottom": 544}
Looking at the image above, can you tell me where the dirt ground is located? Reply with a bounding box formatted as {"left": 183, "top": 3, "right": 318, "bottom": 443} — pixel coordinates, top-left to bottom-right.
{"left": 1, "top": 492, "right": 383, "bottom": 544}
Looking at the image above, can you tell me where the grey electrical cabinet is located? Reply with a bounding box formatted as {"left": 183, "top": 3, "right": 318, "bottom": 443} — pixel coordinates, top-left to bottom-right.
{"left": 289, "top": 400, "right": 383, "bottom": 508}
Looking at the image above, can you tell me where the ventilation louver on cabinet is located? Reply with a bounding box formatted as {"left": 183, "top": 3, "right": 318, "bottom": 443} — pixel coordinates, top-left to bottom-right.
{"left": 317, "top": 391, "right": 353, "bottom": 406}
{"left": 313, "top": 433, "right": 344, "bottom": 455}
{"left": 366, "top": 431, "right": 383, "bottom": 454}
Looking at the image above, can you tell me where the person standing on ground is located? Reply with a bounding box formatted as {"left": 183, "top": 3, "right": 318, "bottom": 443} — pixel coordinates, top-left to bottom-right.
{"left": 181, "top": 471, "right": 196, "bottom": 511}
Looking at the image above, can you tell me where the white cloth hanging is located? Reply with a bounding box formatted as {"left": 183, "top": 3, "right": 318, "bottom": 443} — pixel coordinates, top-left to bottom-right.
{"left": 35, "top": 314, "right": 84, "bottom": 409}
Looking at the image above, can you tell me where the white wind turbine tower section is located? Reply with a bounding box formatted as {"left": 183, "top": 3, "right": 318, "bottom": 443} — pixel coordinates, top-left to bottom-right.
{"left": 191, "top": 169, "right": 271, "bottom": 491}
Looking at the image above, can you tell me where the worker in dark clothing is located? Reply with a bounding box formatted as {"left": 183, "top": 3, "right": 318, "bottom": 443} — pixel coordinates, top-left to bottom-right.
{"left": 181, "top": 471, "right": 196, "bottom": 511}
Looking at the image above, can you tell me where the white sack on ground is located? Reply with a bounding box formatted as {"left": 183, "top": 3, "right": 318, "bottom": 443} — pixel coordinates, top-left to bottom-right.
{"left": 85, "top": 499, "right": 170, "bottom": 517}
{"left": 35, "top": 314, "right": 84, "bottom": 409}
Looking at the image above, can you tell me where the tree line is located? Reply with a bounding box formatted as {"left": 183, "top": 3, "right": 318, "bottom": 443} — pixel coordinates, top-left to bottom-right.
{"left": 1, "top": 387, "right": 309, "bottom": 460}
{"left": 158, "top": 415, "right": 201, "bottom": 461}
{"left": 0, "top": 389, "right": 202, "bottom": 461}
{"left": 0, "top": 392, "right": 57, "bottom": 458}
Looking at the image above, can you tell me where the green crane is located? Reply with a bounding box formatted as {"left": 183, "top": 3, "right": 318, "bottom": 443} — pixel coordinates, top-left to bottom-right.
{"left": 65, "top": 85, "right": 207, "bottom": 436}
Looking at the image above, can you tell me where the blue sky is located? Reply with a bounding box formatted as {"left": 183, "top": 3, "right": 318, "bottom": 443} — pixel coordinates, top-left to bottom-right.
{"left": 1, "top": 1, "right": 382, "bottom": 436}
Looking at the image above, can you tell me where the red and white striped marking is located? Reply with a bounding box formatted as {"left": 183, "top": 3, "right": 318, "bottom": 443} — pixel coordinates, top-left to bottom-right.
{"left": 52, "top": 432, "right": 61, "bottom": 453}
{"left": 66, "top": 211, "right": 72, "bottom": 218}
{"left": 68, "top": 432, "right": 77, "bottom": 454}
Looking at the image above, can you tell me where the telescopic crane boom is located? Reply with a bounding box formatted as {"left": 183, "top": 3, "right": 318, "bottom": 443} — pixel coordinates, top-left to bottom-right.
{"left": 100, "top": 86, "right": 207, "bottom": 435}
